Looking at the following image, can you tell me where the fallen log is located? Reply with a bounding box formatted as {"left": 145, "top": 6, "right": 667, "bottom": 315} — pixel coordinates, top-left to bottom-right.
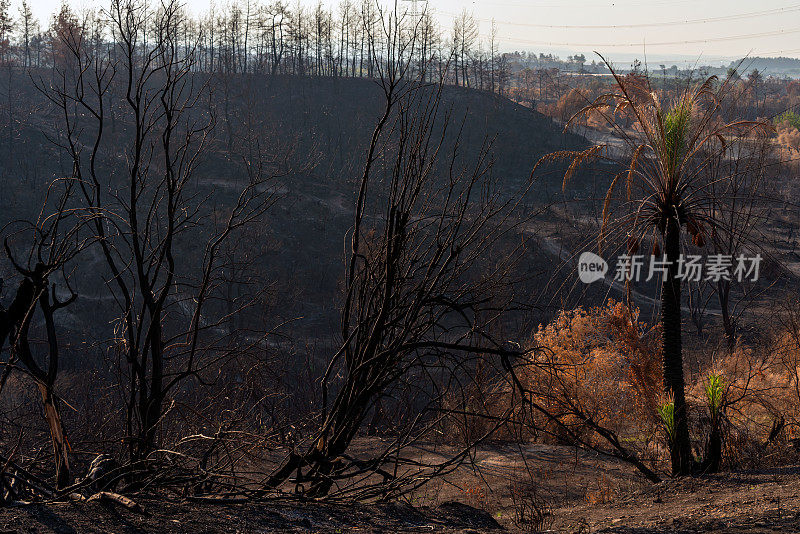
{"left": 87, "top": 491, "right": 146, "bottom": 514}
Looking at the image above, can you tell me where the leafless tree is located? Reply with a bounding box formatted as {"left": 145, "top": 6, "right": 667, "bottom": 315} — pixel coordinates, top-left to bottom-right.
{"left": 262, "top": 6, "right": 537, "bottom": 499}
{"left": 0, "top": 178, "right": 89, "bottom": 489}
{"left": 45, "top": 0, "right": 276, "bottom": 468}
{"left": 706, "top": 127, "right": 776, "bottom": 346}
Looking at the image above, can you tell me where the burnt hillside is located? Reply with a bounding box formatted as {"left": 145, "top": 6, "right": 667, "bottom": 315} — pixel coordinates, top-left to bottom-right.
{"left": 0, "top": 72, "right": 585, "bottom": 343}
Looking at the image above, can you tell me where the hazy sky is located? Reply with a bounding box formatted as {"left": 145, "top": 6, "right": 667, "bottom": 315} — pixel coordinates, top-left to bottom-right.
{"left": 16, "top": 0, "right": 800, "bottom": 64}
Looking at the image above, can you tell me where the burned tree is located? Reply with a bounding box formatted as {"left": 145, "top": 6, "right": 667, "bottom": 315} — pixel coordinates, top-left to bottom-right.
{"left": 540, "top": 57, "right": 773, "bottom": 475}
{"left": 46, "top": 0, "right": 275, "bottom": 467}
{"left": 264, "top": 7, "right": 536, "bottom": 498}
{"left": 0, "top": 178, "right": 88, "bottom": 489}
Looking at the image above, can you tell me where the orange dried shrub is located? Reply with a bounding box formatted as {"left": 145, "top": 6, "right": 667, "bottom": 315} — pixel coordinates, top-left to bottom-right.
{"left": 585, "top": 105, "right": 613, "bottom": 131}
{"left": 555, "top": 88, "right": 590, "bottom": 123}
{"left": 776, "top": 122, "right": 800, "bottom": 153}
{"left": 585, "top": 474, "right": 615, "bottom": 504}
{"left": 521, "top": 300, "right": 661, "bottom": 447}
{"left": 765, "top": 314, "right": 800, "bottom": 438}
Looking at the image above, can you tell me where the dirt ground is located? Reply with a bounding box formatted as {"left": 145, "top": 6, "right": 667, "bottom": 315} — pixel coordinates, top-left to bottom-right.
{"left": 403, "top": 442, "right": 800, "bottom": 533}
{"left": 0, "top": 497, "right": 502, "bottom": 533}
{"left": 2, "top": 443, "right": 800, "bottom": 533}
{"left": 555, "top": 468, "right": 800, "bottom": 533}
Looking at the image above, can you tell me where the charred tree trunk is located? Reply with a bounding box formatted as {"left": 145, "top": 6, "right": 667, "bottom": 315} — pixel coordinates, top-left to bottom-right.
{"left": 662, "top": 217, "right": 693, "bottom": 476}
{"left": 702, "top": 424, "right": 722, "bottom": 473}
{"left": 37, "top": 383, "right": 71, "bottom": 489}
{"left": 2, "top": 272, "right": 73, "bottom": 489}
{"left": 717, "top": 280, "right": 735, "bottom": 349}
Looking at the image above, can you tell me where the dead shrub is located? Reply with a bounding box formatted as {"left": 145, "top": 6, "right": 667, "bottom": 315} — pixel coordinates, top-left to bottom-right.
{"left": 776, "top": 122, "right": 800, "bottom": 152}
{"left": 584, "top": 473, "right": 615, "bottom": 505}
{"left": 683, "top": 305, "right": 800, "bottom": 469}
{"left": 508, "top": 474, "right": 552, "bottom": 532}
{"left": 498, "top": 298, "right": 800, "bottom": 473}
{"left": 521, "top": 300, "right": 662, "bottom": 451}
{"left": 437, "top": 360, "right": 514, "bottom": 446}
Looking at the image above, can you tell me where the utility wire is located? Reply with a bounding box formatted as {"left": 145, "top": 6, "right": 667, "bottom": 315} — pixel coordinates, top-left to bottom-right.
{"left": 479, "top": 27, "right": 800, "bottom": 48}
{"left": 440, "top": 3, "right": 800, "bottom": 29}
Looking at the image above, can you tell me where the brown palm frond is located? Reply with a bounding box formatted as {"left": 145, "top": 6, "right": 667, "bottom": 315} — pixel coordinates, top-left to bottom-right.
{"left": 602, "top": 171, "right": 626, "bottom": 227}
{"left": 695, "top": 75, "right": 719, "bottom": 100}
{"left": 627, "top": 144, "right": 645, "bottom": 200}
{"left": 715, "top": 133, "right": 727, "bottom": 154}
{"left": 564, "top": 92, "right": 618, "bottom": 130}
{"left": 613, "top": 100, "right": 630, "bottom": 118}
{"left": 563, "top": 145, "right": 605, "bottom": 191}
{"left": 530, "top": 146, "right": 606, "bottom": 189}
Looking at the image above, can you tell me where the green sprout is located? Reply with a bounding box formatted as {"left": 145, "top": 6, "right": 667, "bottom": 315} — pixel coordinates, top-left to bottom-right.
{"left": 658, "top": 401, "right": 675, "bottom": 442}
{"left": 704, "top": 373, "right": 726, "bottom": 418}
{"left": 662, "top": 98, "right": 693, "bottom": 172}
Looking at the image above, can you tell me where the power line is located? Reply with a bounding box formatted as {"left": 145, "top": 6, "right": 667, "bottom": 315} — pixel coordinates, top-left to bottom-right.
{"left": 439, "top": 3, "right": 800, "bottom": 30}
{"left": 492, "top": 4, "right": 800, "bottom": 29}
{"left": 752, "top": 47, "right": 800, "bottom": 57}
{"left": 481, "top": 0, "right": 702, "bottom": 7}
{"left": 400, "top": 0, "right": 427, "bottom": 18}
{"left": 481, "top": 27, "right": 800, "bottom": 49}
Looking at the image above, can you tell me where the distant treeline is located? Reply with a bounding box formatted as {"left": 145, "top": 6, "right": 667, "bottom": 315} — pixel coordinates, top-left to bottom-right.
{"left": 1, "top": 0, "right": 519, "bottom": 93}
{"left": 729, "top": 56, "right": 800, "bottom": 77}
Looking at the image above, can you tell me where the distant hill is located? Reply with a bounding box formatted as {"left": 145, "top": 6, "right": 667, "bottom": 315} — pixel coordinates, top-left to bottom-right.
{"left": 249, "top": 76, "right": 585, "bottom": 189}
{"left": 0, "top": 72, "right": 586, "bottom": 342}
{"left": 195, "top": 76, "right": 589, "bottom": 331}
{"left": 730, "top": 57, "right": 800, "bottom": 78}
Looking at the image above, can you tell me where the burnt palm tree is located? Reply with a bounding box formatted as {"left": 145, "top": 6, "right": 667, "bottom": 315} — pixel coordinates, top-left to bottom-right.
{"left": 536, "top": 57, "right": 770, "bottom": 475}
